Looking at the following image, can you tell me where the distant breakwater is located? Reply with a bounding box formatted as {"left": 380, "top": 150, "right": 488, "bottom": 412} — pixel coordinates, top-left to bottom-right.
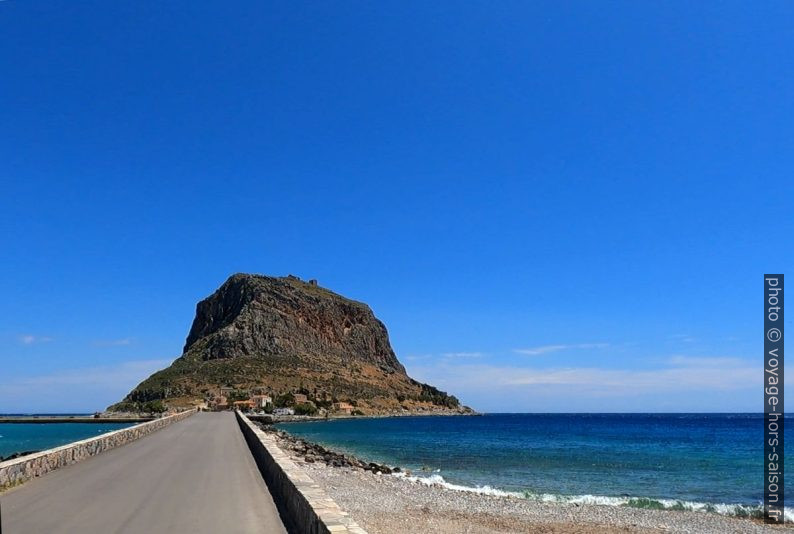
{"left": 0, "top": 416, "right": 155, "bottom": 424}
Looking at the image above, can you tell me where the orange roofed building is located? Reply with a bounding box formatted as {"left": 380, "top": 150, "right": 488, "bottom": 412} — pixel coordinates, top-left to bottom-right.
{"left": 332, "top": 402, "right": 353, "bottom": 414}
{"left": 233, "top": 400, "right": 255, "bottom": 411}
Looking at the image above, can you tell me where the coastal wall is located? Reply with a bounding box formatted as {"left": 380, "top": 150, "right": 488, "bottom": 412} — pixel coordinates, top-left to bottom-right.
{"left": 235, "top": 411, "right": 368, "bottom": 534}
{"left": 0, "top": 408, "right": 197, "bottom": 490}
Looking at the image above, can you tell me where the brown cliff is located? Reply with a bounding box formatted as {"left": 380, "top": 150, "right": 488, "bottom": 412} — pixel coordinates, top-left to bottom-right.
{"left": 110, "top": 274, "right": 470, "bottom": 415}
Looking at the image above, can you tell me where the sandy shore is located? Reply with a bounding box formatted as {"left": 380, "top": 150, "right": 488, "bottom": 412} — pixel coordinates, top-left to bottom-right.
{"left": 268, "top": 428, "right": 788, "bottom": 534}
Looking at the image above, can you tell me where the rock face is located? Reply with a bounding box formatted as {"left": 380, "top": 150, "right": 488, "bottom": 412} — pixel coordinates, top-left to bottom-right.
{"left": 183, "top": 274, "right": 405, "bottom": 373}
{"left": 111, "top": 274, "right": 470, "bottom": 414}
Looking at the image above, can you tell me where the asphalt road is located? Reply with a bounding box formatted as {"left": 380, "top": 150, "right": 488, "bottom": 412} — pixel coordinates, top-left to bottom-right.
{"left": 0, "top": 412, "right": 287, "bottom": 534}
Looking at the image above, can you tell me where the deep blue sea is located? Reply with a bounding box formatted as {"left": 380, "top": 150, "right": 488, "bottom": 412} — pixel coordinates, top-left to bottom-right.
{"left": 279, "top": 413, "right": 790, "bottom": 519}
{"left": 0, "top": 418, "right": 134, "bottom": 459}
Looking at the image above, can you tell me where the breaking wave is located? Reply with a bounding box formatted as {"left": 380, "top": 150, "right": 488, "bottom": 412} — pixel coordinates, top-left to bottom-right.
{"left": 393, "top": 472, "right": 793, "bottom": 522}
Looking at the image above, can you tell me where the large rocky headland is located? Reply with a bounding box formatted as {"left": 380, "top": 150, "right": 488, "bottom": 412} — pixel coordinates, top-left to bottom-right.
{"left": 110, "top": 273, "right": 471, "bottom": 416}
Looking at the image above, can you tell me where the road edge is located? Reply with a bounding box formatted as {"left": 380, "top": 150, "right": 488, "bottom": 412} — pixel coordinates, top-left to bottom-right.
{"left": 236, "top": 410, "right": 368, "bottom": 534}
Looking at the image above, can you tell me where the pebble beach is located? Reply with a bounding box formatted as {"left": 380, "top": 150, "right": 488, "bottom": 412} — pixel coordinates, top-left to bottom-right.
{"left": 268, "top": 427, "right": 789, "bottom": 534}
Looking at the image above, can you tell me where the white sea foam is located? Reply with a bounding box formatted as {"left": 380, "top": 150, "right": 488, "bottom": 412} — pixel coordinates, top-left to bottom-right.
{"left": 393, "top": 472, "right": 793, "bottom": 521}
{"left": 393, "top": 472, "right": 522, "bottom": 498}
{"left": 393, "top": 472, "right": 521, "bottom": 498}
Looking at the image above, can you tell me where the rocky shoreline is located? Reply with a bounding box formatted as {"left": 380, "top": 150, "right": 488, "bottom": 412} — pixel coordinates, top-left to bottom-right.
{"left": 258, "top": 424, "right": 398, "bottom": 475}
{"left": 263, "top": 424, "right": 790, "bottom": 534}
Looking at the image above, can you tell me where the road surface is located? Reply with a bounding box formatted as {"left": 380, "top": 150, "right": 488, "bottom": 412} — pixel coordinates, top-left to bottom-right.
{"left": 1, "top": 412, "right": 286, "bottom": 533}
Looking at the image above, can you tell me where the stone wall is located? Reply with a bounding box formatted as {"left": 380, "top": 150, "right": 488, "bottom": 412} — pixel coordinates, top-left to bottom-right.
{"left": 0, "top": 408, "right": 197, "bottom": 490}
{"left": 235, "top": 411, "right": 368, "bottom": 534}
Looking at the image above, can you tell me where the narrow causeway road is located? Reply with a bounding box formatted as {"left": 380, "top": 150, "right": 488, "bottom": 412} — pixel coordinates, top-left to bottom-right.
{"left": 1, "top": 412, "right": 286, "bottom": 533}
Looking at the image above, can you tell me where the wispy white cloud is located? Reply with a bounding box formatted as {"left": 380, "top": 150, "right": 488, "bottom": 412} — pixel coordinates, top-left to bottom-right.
{"left": 0, "top": 359, "right": 170, "bottom": 388}
{"left": 19, "top": 334, "right": 53, "bottom": 345}
{"left": 92, "top": 337, "right": 134, "bottom": 347}
{"left": 666, "top": 355, "right": 746, "bottom": 367}
{"left": 0, "top": 359, "right": 172, "bottom": 412}
{"left": 405, "top": 352, "right": 485, "bottom": 361}
{"left": 513, "top": 343, "right": 609, "bottom": 356}
{"left": 441, "top": 352, "right": 484, "bottom": 359}
{"left": 406, "top": 354, "right": 761, "bottom": 412}
{"left": 414, "top": 355, "right": 756, "bottom": 392}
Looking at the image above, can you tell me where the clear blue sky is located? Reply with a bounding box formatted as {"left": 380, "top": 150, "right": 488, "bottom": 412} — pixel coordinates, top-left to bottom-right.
{"left": 1, "top": 1, "right": 791, "bottom": 413}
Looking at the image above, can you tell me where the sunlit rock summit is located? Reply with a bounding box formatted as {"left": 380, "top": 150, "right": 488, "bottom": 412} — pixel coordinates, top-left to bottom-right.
{"left": 111, "top": 274, "right": 470, "bottom": 415}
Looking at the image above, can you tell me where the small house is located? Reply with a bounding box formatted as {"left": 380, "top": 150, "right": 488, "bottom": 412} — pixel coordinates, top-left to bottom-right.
{"left": 251, "top": 395, "right": 272, "bottom": 409}
{"left": 332, "top": 401, "right": 354, "bottom": 414}
{"left": 233, "top": 400, "right": 255, "bottom": 411}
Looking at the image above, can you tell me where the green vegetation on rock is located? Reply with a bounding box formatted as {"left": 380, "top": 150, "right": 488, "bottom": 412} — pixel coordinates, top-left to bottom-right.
{"left": 109, "top": 273, "right": 470, "bottom": 415}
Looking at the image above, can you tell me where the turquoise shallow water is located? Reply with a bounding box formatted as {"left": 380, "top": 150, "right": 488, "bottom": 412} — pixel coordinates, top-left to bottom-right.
{"left": 0, "top": 420, "right": 134, "bottom": 459}
{"left": 278, "top": 413, "right": 791, "bottom": 519}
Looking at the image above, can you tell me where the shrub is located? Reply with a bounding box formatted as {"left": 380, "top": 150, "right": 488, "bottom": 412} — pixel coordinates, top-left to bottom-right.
{"left": 227, "top": 390, "right": 250, "bottom": 402}
{"left": 294, "top": 403, "right": 318, "bottom": 416}
{"left": 141, "top": 400, "right": 167, "bottom": 413}
{"left": 274, "top": 392, "right": 295, "bottom": 408}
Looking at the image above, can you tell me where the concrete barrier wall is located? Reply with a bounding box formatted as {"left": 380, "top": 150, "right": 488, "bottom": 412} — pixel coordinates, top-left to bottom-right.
{"left": 0, "top": 408, "right": 197, "bottom": 490}
{"left": 235, "top": 411, "right": 368, "bottom": 534}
